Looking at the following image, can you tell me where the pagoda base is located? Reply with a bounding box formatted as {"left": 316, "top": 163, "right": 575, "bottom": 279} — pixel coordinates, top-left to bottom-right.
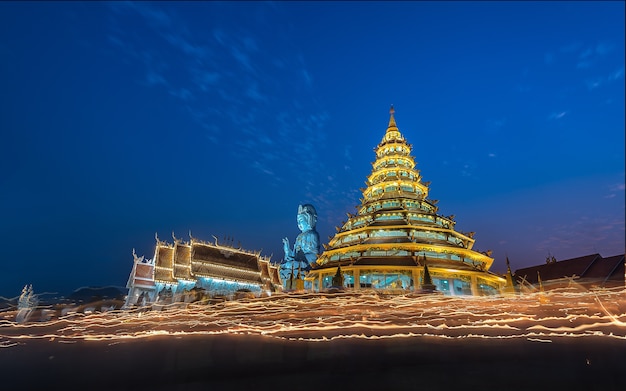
{"left": 413, "top": 284, "right": 439, "bottom": 295}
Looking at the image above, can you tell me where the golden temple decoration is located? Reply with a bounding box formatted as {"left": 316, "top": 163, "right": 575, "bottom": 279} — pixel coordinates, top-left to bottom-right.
{"left": 307, "top": 108, "right": 506, "bottom": 295}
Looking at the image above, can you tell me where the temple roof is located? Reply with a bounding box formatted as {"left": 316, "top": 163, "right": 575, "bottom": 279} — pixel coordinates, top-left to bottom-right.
{"left": 192, "top": 242, "right": 260, "bottom": 271}
{"left": 316, "top": 255, "right": 488, "bottom": 273}
{"left": 151, "top": 236, "right": 274, "bottom": 287}
{"left": 514, "top": 253, "right": 625, "bottom": 286}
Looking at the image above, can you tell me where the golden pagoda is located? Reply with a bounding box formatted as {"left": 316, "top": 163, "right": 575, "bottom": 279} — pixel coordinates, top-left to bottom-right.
{"left": 306, "top": 107, "right": 506, "bottom": 295}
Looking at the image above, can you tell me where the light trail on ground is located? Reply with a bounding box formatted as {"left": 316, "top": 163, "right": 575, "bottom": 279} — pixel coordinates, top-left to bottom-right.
{"left": 0, "top": 288, "right": 624, "bottom": 348}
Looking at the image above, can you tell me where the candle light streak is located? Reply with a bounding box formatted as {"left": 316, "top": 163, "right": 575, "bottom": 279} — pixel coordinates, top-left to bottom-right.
{"left": 0, "top": 288, "right": 624, "bottom": 348}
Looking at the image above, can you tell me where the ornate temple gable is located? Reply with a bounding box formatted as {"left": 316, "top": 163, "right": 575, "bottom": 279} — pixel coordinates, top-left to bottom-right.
{"left": 173, "top": 241, "right": 194, "bottom": 282}
{"left": 153, "top": 242, "right": 177, "bottom": 284}
{"left": 126, "top": 249, "right": 156, "bottom": 289}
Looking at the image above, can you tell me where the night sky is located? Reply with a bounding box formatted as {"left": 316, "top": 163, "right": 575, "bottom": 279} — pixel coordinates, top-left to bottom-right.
{"left": 1, "top": 2, "right": 623, "bottom": 297}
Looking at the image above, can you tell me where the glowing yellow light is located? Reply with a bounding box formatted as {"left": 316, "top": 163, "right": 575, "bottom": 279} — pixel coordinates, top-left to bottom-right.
{"left": 1, "top": 288, "right": 624, "bottom": 348}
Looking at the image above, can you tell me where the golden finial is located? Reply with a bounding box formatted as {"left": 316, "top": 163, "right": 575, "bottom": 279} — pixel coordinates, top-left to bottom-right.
{"left": 388, "top": 104, "right": 397, "bottom": 129}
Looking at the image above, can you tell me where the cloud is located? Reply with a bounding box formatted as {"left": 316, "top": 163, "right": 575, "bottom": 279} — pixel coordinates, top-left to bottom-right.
{"left": 544, "top": 52, "right": 554, "bottom": 65}
{"left": 344, "top": 145, "right": 352, "bottom": 161}
{"left": 251, "top": 161, "right": 275, "bottom": 176}
{"left": 578, "top": 47, "right": 593, "bottom": 59}
{"left": 535, "top": 215, "right": 625, "bottom": 258}
{"left": 107, "top": 34, "right": 128, "bottom": 50}
{"left": 105, "top": 2, "right": 333, "bottom": 202}
{"left": 258, "top": 133, "right": 275, "bottom": 146}
{"left": 585, "top": 68, "right": 624, "bottom": 90}
{"left": 595, "top": 42, "right": 614, "bottom": 56}
{"left": 486, "top": 118, "right": 506, "bottom": 132}
{"left": 164, "top": 33, "right": 208, "bottom": 58}
{"left": 138, "top": 5, "right": 171, "bottom": 28}
{"left": 146, "top": 71, "right": 167, "bottom": 86}
{"left": 242, "top": 37, "right": 258, "bottom": 52}
{"left": 585, "top": 78, "right": 602, "bottom": 90}
{"left": 488, "top": 153, "right": 496, "bottom": 158}
{"left": 548, "top": 111, "right": 567, "bottom": 120}
{"left": 231, "top": 46, "right": 255, "bottom": 73}
{"left": 213, "top": 29, "right": 226, "bottom": 46}
{"left": 194, "top": 71, "right": 221, "bottom": 92}
{"left": 559, "top": 42, "right": 583, "bottom": 53}
{"left": 169, "top": 88, "right": 192, "bottom": 101}
{"left": 301, "top": 69, "right": 313, "bottom": 87}
{"left": 121, "top": 2, "right": 172, "bottom": 28}
{"left": 199, "top": 123, "right": 219, "bottom": 144}
{"left": 576, "top": 42, "right": 616, "bottom": 69}
{"left": 245, "top": 82, "right": 267, "bottom": 102}
{"left": 460, "top": 161, "right": 476, "bottom": 177}
{"left": 608, "top": 67, "right": 624, "bottom": 81}
{"left": 555, "top": 41, "right": 617, "bottom": 70}
{"left": 606, "top": 182, "right": 626, "bottom": 198}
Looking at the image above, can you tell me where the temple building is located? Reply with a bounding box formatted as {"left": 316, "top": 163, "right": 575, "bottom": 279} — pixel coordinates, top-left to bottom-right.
{"left": 124, "top": 250, "right": 157, "bottom": 307}
{"left": 125, "top": 234, "right": 282, "bottom": 306}
{"left": 514, "top": 253, "right": 625, "bottom": 290}
{"left": 306, "top": 107, "right": 507, "bottom": 295}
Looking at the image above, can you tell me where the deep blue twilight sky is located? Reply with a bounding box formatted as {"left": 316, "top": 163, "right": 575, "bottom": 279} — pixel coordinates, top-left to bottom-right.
{"left": 1, "top": 2, "right": 624, "bottom": 297}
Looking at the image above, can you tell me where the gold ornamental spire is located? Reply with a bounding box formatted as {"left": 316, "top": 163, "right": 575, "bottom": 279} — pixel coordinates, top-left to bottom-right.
{"left": 387, "top": 105, "right": 397, "bottom": 130}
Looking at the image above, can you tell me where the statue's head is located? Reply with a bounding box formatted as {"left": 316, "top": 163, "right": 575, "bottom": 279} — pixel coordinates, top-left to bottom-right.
{"left": 297, "top": 204, "right": 317, "bottom": 231}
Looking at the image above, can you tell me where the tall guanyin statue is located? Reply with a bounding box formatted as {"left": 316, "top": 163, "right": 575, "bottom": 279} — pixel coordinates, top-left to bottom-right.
{"left": 280, "top": 204, "right": 320, "bottom": 284}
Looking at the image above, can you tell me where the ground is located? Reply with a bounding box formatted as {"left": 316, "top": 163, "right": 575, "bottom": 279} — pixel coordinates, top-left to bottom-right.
{"left": 1, "top": 289, "right": 625, "bottom": 390}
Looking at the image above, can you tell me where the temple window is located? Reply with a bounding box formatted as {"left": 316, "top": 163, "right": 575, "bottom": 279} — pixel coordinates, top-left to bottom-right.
{"left": 432, "top": 278, "right": 448, "bottom": 293}
{"left": 359, "top": 270, "right": 412, "bottom": 290}
{"left": 477, "top": 278, "right": 499, "bottom": 296}
{"left": 343, "top": 271, "right": 354, "bottom": 288}
{"left": 453, "top": 279, "right": 473, "bottom": 295}
{"left": 322, "top": 274, "right": 334, "bottom": 289}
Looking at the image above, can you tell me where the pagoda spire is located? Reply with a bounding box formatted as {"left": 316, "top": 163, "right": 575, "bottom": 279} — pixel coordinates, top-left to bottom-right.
{"left": 387, "top": 105, "right": 397, "bottom": 130}
{"left": 504, "top": 256, "right": 516, "bottom": 295}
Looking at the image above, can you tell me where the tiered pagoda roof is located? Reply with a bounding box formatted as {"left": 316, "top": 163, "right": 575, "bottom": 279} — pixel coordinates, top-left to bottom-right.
{"left": 315, "top": 107, "right": 497, "bottom": 276}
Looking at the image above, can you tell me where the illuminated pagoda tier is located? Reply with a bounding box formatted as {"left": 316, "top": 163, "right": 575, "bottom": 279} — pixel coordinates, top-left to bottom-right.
{"left": 307, "top": 107, "right": 506, "bottom": 295}
{"left": 126, "top": 233, "right": 282, "bottom": 304}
